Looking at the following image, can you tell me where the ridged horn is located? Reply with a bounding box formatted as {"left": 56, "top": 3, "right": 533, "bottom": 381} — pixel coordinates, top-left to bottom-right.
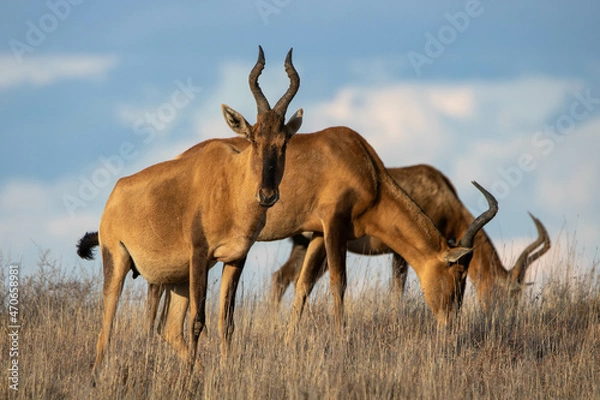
{"left": 249, "top": 45, "right": 271, "bottom": 114}
{"left": 458, "top": 181, "right": 498, "bottom": 248}
{"left": 273, "top": 48, "right": 300, "bottom": 116}
{"left": 510, "top": 213, "right": 551, "bottom": 284}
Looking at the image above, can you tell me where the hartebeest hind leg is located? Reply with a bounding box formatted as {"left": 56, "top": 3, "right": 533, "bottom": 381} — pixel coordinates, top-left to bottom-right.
{"left": 271, "top": 236, "right": 308, "bottom": 304}
{"left": 92, "top": 245, "right": 132, "bottom": 377}
{"left": 287, "top": 233, "right": 327, "bottom": 338}
{"left": 218, "top": 259, "right": 245, "bottom": 358}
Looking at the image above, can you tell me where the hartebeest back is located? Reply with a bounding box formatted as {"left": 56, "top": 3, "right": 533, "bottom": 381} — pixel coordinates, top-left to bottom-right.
{"left": 140, "top": 126, "right": 497, "bottom": 359}
{"left": 271, "top": 164, "right": 550, "bottom": 306}
{"left": 77, "top": 46, "right": 303, "bottom": 375}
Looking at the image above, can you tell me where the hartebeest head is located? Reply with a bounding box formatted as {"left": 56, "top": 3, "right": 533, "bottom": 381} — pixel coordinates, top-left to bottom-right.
{"left": 221, "top": 46, "right": 303, "bottom": 207}
{"left": 497, "top": 212, "right": 551, "bottom": 298}
{"left": 427, "top": 181, "right": 499, "bottom": 324}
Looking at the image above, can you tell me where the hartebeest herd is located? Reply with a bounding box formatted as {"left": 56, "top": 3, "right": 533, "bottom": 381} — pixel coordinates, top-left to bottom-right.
{"left": 77, "top": 47, "right": 550, "bottom": 377}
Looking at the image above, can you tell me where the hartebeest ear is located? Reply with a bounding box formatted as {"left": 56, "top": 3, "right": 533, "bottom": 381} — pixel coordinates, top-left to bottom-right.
{"left": 284, "top": 108, "right": 303, "bottom": 138}
{"left": 440, "top": 246, "right": 473, "bottom": 263}
{"left": 222, "top": 104, "right": 253, "bottom": 138}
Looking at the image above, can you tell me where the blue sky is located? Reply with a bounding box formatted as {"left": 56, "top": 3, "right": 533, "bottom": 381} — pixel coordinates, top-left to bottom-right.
{"left": 1, "top": 1, "right": 599, "bottom": 291}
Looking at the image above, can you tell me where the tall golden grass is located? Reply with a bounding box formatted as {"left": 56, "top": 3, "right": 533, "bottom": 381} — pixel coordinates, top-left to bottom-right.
{"left": 1, "top": 244, "right": 598, "bottom": 399}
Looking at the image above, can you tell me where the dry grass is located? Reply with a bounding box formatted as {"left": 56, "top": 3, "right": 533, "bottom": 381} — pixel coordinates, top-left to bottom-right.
{"left": 1, "top": 249, "right": 599, "bottom": 399}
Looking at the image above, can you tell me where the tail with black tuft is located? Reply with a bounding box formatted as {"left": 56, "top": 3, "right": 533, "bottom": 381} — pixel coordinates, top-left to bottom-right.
{"left": 77, "top": 231, "right": 99, "bottom": 260}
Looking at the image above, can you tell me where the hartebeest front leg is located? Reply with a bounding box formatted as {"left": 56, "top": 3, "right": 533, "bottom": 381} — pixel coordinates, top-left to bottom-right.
{"left": 323, "top": 217, "right": 349, "bottom": 333}
{"left": 390, "top": 253, "right": 409, "bottom": 297}
{"left": 287, "top": 233, "right": 326, "bottom": 339}
{"left": 218, "top": 258, "right": 246, "bottom": 358}
{"left": 188, "top": 249, "right": 209, "bottom": 370}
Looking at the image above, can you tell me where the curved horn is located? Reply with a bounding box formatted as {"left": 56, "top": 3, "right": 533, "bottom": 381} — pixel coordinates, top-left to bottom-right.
{"left": 458, "top": 181, "right": 499, "bottom": 248}
{"left": 273, "top": 48, "right": 300, "bottom": 116}
{"left": 249, "top": 45, "right": 271, "bottom": 114}
{"left": 510, "top": 213, "right": 551, "bottom": 284}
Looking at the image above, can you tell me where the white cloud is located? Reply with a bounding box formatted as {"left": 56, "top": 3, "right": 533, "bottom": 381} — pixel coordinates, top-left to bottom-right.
{"left": 303, "top": 76, "right": 581, "bottom": 172}
{"left": 47, "top": 213, "right": 99, "bottom": 238}
{"left": 115, "top": 104, "right": 146, "bottom": 127}
{"left": 0, "top": 178, "right": 103, "bottom": 270}
{"left": 0, "top": 180, "right": 49, "bottom": 212}
{"left": 306, "top": 84, "right": 458, "bottom": 166}
{"left": 452, "top": 134, "right": 534, "bottom": 189}
{"left": 468, "top": 76, "right": 581, "bottom": 133}
{"left": 535, "top": 116, "right": 600, "bottom": 213}
{"left": 0, "top": 53, "right": 118, "bottom": 90}
{"left": 427, "top": 87, "right": 475, "bottom": 119}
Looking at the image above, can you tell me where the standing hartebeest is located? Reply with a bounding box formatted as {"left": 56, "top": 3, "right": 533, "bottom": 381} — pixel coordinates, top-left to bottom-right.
{"left": 271, "top": 164, "right": 551, "bottom": 307}
{"left": 137, "top": 127, "right": 497, "bottom": 360}
{"left": 76, "top": 46, "right": 303, "bottom": 374}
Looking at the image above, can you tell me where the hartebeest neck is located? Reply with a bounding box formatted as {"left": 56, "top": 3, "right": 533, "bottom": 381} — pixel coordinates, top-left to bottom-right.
{"left": 470, "top": 229, "right": 511, "bottom": 300}
{"left": 473, "top": 230, "right": 506, "bottom": 275}
{"left": 190, "top": 142, "right": 266, "bottom": 220}
{"left": 360, "top": 173, "right": 449, "bottom": 268}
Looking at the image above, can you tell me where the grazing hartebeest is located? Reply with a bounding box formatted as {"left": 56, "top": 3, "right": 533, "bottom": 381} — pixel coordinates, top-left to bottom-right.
{"left": 271, "top": 164, "right": 551, "bottom": 306}
{"left": 137, "top": 128, "right": 497, "bottom": 359}
{"left": 76, "top": 46, "right": 303, "bottom": 374}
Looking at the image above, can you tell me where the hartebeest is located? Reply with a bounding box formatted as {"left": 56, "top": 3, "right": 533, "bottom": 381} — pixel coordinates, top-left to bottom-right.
{"left": 135, "top": 127, "right": 497, "bottom": 360}
{"left": 76, "top": 46, "right": 303, "bottom": 373}
{"left": 271, "top": 164, "right": 551, "bottom": 306}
